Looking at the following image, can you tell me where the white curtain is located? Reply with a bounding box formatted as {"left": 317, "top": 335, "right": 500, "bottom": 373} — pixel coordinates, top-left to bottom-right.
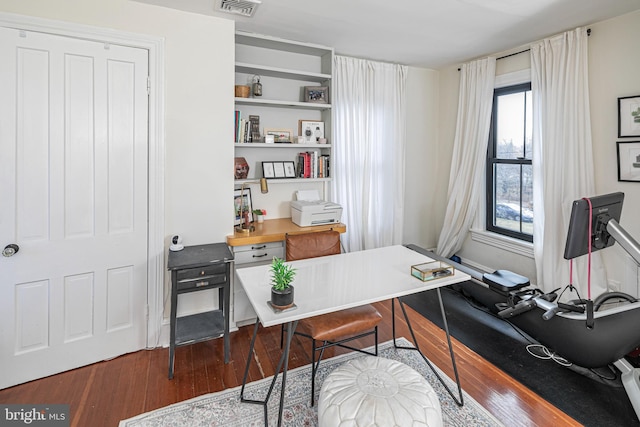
{"left": 436, "top": 57, "right": 496, "bottom": 258}
{"left": 332, "top": 56, "right": 407, "bottom": 252}
{"left": 531, "top": 28, "right": 607, "bottom": 299}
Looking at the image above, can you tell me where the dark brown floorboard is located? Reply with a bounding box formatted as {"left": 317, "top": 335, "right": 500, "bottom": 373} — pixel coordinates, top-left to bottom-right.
{"left": 0, "top": 300, "right": 581, "bottom": 427}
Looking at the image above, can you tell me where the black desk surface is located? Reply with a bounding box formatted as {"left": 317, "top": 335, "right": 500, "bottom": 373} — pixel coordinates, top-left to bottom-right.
{"left": 167, "top": 243, "right": 233, "bottom": 270}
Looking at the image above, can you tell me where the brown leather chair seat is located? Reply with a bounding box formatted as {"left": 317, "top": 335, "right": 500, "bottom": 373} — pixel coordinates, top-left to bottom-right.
{"left": 297, "top": 304, "right": 382, "bottom": 342}
{"left": 285, "top": 230, "right": 341, "bottom": 261}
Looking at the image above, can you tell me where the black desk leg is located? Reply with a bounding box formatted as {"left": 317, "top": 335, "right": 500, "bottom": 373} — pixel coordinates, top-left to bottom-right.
{"left": 392, "top": 290, "right": 464, "bottom": 407}
{"left": 240, "top": 320, "right": 298, "bottom": 427}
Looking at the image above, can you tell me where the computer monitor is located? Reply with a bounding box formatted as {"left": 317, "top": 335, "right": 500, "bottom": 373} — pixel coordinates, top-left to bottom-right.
{"left": 563, "top": 192, "right": 624, "bottom": 260}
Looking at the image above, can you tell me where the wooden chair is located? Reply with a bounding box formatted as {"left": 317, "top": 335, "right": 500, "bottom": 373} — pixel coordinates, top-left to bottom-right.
{"left": 282, "top": 230, "right": 382, "bottom": 406}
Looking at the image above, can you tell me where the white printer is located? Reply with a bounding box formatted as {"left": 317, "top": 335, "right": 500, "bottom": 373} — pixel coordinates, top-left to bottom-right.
{"left": 290, "top": 190, "right": 343, "bottom": 227}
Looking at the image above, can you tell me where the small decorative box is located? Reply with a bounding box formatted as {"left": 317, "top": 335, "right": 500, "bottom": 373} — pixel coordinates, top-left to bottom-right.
{"left": 411, "top": 261, "right": 455, "bottom": 282}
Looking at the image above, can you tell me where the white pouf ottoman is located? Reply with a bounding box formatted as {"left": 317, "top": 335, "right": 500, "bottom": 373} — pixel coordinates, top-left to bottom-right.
{"left": 318, "top": 355, "right": 443, "bottom": 427}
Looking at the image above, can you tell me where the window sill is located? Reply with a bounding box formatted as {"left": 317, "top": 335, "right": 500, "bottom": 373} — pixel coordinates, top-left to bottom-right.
{"left": 469, "top": 229, "right": 534, "bottom": 259}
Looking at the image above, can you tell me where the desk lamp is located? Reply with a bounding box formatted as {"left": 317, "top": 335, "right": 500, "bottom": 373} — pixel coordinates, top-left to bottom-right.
{"left": 236, "top": 178, "right": 268, "bottom": 234}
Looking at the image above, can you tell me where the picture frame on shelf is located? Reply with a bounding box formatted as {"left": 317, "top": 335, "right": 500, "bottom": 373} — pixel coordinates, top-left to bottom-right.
{"left": 273, "top": 162, "right": 286, "bottom": 178}
{"left": 303, "top": 86, "right": 329, "bottom": 104}
{"left": 264, "top": 128, "right": 293, "bottom": 143}
{"left": 262, "top": 162, "right": 275, "bottom": 179}
{"left": 234, "top": 187, "right": 253, "bottom": 225}
{"left": 616, "top": 141, "right": 640, "bottom": 182}
{"left": 618, "top": 95, "right": 640, "bottom": 138}
{"left": 298, "top": 120, "right": 325, "bottom": 143}
{"left": 284, "top": 161, "right": 296, "bottom": 178}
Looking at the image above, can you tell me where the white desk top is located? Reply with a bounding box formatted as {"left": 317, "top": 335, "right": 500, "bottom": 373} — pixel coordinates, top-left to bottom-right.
{"left": 236, "top": 245, "right": 471, "bottom": 327}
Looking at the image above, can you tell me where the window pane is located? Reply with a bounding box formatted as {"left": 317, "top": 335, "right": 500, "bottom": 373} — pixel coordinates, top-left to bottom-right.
{"left": 524, "top": 90, "right": 532, "bottom": 160}
{"left": 493, "top": 163, "right": 534, "bottom": 235}
{"left": 522, "top": 164, "right": 533, "bottom": 210}
{"left": 496, "top": 92, "right": 525, "bottom": 159}
{"left": 522, "top": 164, "right": 533, "bottom": 235}
{"left": 494, "top": 163, "right": 521, "bottom": 233}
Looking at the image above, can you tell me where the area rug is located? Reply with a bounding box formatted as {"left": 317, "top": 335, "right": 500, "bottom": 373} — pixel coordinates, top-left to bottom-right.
{"left": 119, "top": 338, "right": 503, "bottom": 427}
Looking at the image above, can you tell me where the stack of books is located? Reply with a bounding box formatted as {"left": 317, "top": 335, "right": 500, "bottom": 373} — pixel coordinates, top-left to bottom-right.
{"left": 234, "top": 111, "right": 260, "bottom": 143}
{"left": 296, "top": 152, "right": 330, "bottom": 178}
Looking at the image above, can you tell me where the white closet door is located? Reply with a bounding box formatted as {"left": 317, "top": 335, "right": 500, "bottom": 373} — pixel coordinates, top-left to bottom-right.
{"left": 0, "top": 27, "right": 149, "bottom": 389}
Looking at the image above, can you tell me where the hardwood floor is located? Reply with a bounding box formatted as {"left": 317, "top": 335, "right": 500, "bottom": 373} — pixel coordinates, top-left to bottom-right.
{"left": 0, "top": 300, "right": 581, "bottom": 427}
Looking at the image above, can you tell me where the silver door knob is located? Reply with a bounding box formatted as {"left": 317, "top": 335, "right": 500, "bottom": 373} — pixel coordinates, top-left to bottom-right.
{"left": 2, "top": 244, "right": 19, "bottom": 257}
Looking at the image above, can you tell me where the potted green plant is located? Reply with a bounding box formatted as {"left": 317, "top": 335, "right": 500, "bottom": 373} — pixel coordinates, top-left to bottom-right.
{"left": 270, "top": 257, "right": 296, "bottom": 309}
{"left": 252, "top": 208, "right": 266, "bottom": 223}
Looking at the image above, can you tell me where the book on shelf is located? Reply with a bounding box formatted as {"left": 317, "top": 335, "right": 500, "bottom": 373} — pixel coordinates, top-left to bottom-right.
{"left": 249, "top": 115, "right": 260, "bottom": 142}
{"left": 234, "top": 111, "right": 261, "bottom": 143}
{"left": 237, "top": 119, "right": 248, "bottom": 143}
{"left": 319, "top": 155, "right": 330, "bottom": 178}
{"left": 296, "top": 152, "right": 330, "bottom": 179}
{"left": 310, "top": 151, "right": 316, "bottom": 178}
{"left": 234, "top": 110, "right": 240, "bottom": 142}
{"left": 297, "top": 152, "right": 310, "bottom": 178}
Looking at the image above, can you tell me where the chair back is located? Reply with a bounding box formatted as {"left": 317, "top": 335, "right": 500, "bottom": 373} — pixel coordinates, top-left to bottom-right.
{"left": 285, "top": 230, "right": 341, "bottom": 261}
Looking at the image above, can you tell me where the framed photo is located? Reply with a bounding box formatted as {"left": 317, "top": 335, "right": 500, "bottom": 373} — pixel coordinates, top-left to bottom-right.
{"left": 262, "top": 162, "right": 275, "bottom": 178}
{"left": 234, "top": 187, "right": 252, "bottom": 225}
{"left": 273, "top": 162, "right": 286, "bottom": 178}
{"left": 264, "top": 128, "right": 293, "bottom": 143}
{"left": 298, "top": 120, "right": 325, "bottom": 143}
{"left": 304, "top": 86, "right": 329, "bottom": 104}
{"left": 284, "top": 161, "right": 296, "bottom": 178}
{"left": 618, "top": 95, "right": 640, "bottom": 138}
{"left": 617, "top": 141, "right": 640, "bottom": 182}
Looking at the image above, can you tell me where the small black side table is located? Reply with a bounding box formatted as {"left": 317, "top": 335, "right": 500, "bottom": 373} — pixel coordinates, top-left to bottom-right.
{"left": 167, "top": 243, "right": 233, "bottom": 379}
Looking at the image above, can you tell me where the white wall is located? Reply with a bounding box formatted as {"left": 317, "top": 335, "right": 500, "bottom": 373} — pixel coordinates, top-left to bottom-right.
{"left": 434, "top": 10, "right": 640, "bottom": 294}
{"left": 589, "top": 10, "right": 640, "bottom": 295}
{"left": 403, "top": 67, "right": 441, "bottom": 249}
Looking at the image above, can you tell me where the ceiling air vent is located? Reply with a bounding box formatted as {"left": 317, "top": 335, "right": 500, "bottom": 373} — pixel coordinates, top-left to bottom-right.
{"left": 217, "top": 0, "right": 261, "bottom": 17}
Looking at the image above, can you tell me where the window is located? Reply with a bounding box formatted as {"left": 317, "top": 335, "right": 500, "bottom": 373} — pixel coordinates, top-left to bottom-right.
{"left": 486, "top": 83, "right": 533, "bottom": 242}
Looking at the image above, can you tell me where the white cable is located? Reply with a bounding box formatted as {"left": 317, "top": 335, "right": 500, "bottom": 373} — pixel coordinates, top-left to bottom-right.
{"left": 526, "top": 344, "right": 572, "bottom": 367}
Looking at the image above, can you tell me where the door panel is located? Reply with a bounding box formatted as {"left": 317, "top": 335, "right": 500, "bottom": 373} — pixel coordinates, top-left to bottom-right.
{"left": 64, "top": 273, "right": 94, "bottom": 342}
{"left": 14, "top": 281, "right": 49, "bottom": 354}
{"left": 0, "top": 27, "right": 149, "bottom": 389}
{"left": 16, "top": 47, "right": 50, "bottom": 242}
{"left": 65, "top": 53, "right": 95, "bottom": 239}
{"left": 107, "top": 59, "right": 137, "bottom": 234}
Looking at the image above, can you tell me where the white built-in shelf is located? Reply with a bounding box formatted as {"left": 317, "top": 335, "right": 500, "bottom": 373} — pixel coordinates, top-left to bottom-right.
{"left": 234, "top": 97, "right": 331, "bottom": 110}
{"left": 235, "top": 32, "right": 333, "bottom": 57}
{"left": 235, "top": 62, "right": 330, "bottom": 83}
{"left": 235, "top": 178, "right": 331, "bottom": 185}
{"left": 234, "top": 143, "right": 331, "bottom": 149}
{"left": 234, "top": 31, "right": 334, "bottom": 212}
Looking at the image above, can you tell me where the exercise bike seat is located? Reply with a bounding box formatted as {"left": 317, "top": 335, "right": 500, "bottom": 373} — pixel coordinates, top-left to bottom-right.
{"left": 483, "top": 270, "right": 530, "bottom": 293}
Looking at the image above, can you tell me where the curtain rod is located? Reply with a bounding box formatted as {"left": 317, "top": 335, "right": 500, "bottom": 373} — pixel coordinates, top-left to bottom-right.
{"left": 457, "top": 28, "right": 591, "bottom": 71}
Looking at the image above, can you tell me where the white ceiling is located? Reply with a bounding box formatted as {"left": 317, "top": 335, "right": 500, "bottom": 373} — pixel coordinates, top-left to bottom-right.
{"left": 136, "top": 0, "right": 640, "bottom": 68}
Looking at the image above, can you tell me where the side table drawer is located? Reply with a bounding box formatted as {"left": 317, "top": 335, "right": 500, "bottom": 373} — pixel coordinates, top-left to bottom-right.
{"left": 177, "top": 264, "right": 227, "bottom": 291}
{"left": 234, "top": 242, "right": 283, "bottom": 265}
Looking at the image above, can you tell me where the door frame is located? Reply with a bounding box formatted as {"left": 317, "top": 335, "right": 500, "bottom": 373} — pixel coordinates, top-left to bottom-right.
{"left": 0, "top": 12, "right": 165, "bottom": 349}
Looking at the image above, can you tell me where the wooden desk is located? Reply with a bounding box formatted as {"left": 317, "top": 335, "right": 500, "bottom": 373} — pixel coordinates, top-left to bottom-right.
{"left": 226, "top": 217, "right": 346, "bottom": 246}
{"left": 226, "top": 218, "right": 346, "bottom": 328}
